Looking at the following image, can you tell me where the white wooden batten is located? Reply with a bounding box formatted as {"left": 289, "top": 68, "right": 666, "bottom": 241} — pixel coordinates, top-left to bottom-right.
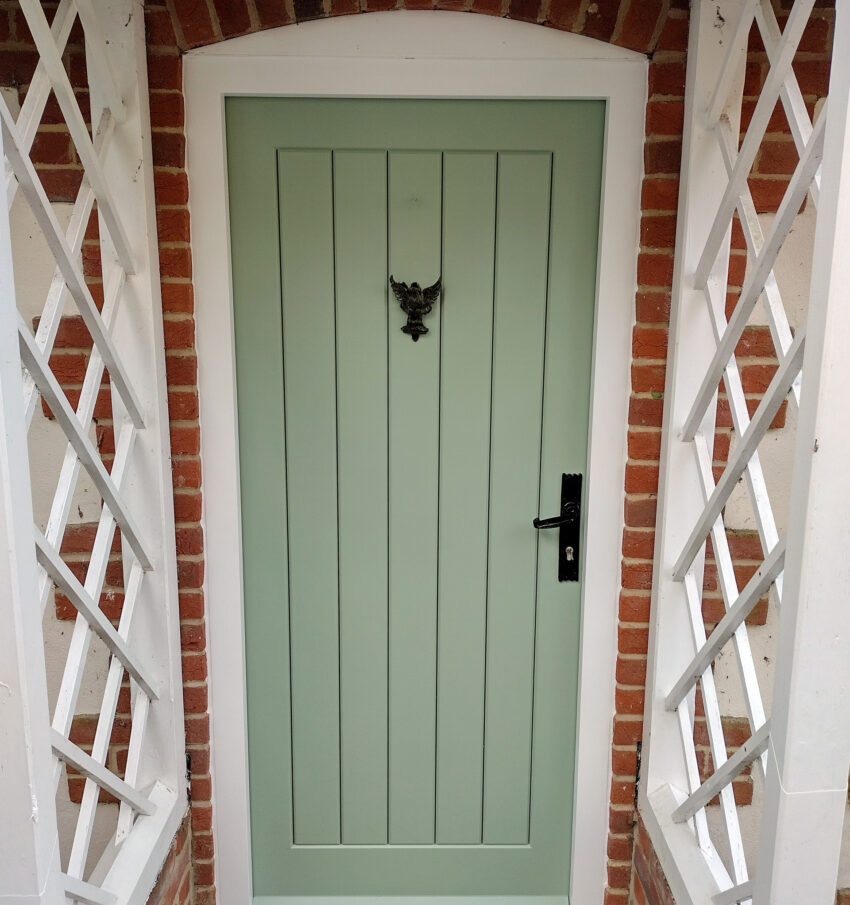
{"left": 0, "top": 2, "right": 186, "bottom": 904}
{"left": 642, "top": 1, "right": 850, "bottom": 903}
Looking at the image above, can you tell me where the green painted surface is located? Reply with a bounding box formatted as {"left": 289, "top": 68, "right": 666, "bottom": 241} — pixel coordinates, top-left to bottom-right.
{"left": 483, "top": 152, "right": 552, "bottom": 845}
{"left": 334, "top": 151, "right": 390, "bottom": 846}
{"left": 435, "top": 152, "right": 496, "bottom": 845}
{"left": 387, "top": 151, "right": 442, "bottom": 845}
{"left": 278, "top": 150, "right": 341, "bottom": 844}
{"left": 226, "top": 97, "right": 605, "bottom": 899}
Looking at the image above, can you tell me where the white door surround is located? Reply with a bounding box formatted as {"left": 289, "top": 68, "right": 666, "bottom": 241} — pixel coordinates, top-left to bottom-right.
{"left": 184, "top": 12, "right": 646, "bottom": 904}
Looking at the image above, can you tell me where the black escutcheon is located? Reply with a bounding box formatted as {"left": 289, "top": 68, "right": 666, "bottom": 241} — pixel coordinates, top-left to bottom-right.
{"left": 532, "top": 473, "right": 582, "bottom": 582}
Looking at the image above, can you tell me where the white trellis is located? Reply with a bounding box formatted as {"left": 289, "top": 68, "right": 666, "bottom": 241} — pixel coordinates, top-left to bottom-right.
{"left": 0, "top": 1, "right": 186, "bottom": 903}
{"left": 642, "top": 1, "right": 850, "bottom": 904}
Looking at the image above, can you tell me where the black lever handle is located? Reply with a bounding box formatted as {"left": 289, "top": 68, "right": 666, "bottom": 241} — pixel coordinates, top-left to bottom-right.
{"left": 533, "top": 501, "right": 580, "bottom": 530}
{"left": 532, "top": 474, "right": 582, "bottom": 582}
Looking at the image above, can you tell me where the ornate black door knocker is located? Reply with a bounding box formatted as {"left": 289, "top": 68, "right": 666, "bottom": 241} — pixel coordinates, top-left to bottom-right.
{"left": 389, "top": 275, "right": 442, "bottom": 341}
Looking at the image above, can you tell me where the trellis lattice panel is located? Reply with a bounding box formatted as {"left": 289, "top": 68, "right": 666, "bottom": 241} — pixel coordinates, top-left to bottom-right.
{"left": 642, "top": 2, "right": 850, "bottom": 905}
{"left": 0, "top": 2, "right": 186, "bottom": 904}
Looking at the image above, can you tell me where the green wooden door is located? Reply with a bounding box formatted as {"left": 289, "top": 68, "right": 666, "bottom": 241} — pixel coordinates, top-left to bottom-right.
{"left": 226, "top": 97, "right": 604, "bottom": 905}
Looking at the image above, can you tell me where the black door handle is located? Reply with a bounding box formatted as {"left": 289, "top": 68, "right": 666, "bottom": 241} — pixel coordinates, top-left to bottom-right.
{"left": 532, "top": 474, "right": 582, "bottom": 582}
{"left": 533, "top": 501, "right": 580, "bottom": 530}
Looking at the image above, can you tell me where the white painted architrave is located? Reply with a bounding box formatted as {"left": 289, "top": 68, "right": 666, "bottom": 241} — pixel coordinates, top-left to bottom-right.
{"left": 185, "top": 13, "right": 646, "bottom": 905}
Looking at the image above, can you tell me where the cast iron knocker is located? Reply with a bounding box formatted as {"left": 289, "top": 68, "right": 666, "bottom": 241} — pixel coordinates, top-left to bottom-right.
{"left": 390, "top": 275, "right": 442, "bottom": 342}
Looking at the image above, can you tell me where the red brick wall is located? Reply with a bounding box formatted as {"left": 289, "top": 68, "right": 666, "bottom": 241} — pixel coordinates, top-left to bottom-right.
{"left": 146, "top": 815, "right": 194, "bottom": 905}
{"left": 630, "top": 815, "right": 676, "bottom": 905}
{"left": 144, "top": 6, "right": 691, "bottom": 903}
{"left": 143, "top": 4, "right": 693, "bottom": 902}
{"left": 1, "top": 1, "right": 833, "bottom": 903}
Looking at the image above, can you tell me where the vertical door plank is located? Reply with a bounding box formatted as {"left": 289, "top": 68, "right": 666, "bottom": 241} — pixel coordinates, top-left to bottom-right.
{"left": 529, "top": 102, "right": 606, "bottom": 857}
{"left": 435, "top": 152, "right": 497, "bottom": 844}
{"left": 333, "top": 151, "right": 389, "bottom": 844}
{"left": 483, "top": 152, "right": 553, "bottom": 844}
{"left": 387, "top": 151, "right": 442, "bottom": 843}
{"left": 278, "top": 150, "right": 341, "bottom": 844}
{"left": 226, "top": 100, "right": 293, "bottom": 888}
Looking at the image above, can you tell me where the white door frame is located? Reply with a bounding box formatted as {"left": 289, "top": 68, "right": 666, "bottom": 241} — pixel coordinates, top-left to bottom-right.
{"left": 185, "top": 13, "right": 646, "bottom": 904}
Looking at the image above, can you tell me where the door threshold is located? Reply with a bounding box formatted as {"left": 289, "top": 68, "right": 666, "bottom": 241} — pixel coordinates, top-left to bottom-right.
{"left": 255, "top": 897, "right": 569, "bottom": 905}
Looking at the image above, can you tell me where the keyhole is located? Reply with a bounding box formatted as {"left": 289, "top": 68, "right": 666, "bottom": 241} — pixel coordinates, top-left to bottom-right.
{"left": 565, "top": 546, "right": 575, "bottom": 562}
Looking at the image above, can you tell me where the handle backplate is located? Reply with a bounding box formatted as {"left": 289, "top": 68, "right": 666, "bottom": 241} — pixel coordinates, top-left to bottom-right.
{"left": 533, "top": 472, "right": 582, "bottom": 582}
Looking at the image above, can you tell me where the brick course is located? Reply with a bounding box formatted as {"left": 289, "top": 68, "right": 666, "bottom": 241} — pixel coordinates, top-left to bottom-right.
{"left": 146, "top": 814, "right": 194, "bottom": 905}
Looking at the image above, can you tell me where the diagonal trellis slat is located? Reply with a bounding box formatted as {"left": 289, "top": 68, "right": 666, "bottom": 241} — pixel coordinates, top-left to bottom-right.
{"left": 676, "top": 701, "right": 713, "bottom": 851}
{"left": 51, "top": 730, "right": 154, "bottom": 816}
{"left": 682, "top": 110, "right": 825, "bottom": 441}
{"left": 4, "top": 0, "right": 77, "bottom": 203}
{"left": 673, "top": 327, "right": 806, "bottom": 580}
{"left": 62, "top": 874, "right": 118, "bottom": 905}
{"left": 22, "top": 112, "right": 117, "bottom": 428}
{"left": 0, "top": 101, "right": 146, "bottom": 428}
{"left": 702, "top": 270, "right": 784, "bottom": 608}
{"left": 0, "top": 2, "right": 186, "bottom": 904}
{"left": 642, "top": 2, "right": 850, "bottom": 904}
{"left": 36, "top": 267, "right": 127, "bottom": 613}
{"left": 33, "top": 529, "right": 158, "bottom": 701}
{"left": 18, "top": 0, "right": 134, "bottom": 271}
{"left": 18, "top": 321, "right": 153, "bottom": 569}
{"left": 715, "top": 119, "right": 801, "bottom": 409}
{"left": 681, "top": 569, "right": 749, "bottom": 887}
{"left": 665, "top": 539, "right": 785, "bottom": 712}
{"left": 754, "top": 0, "right": 822, "bottom": 206}
{"left": 116, "top": 682, "right": 152, "bottom": 843}
{"left": 694, "top": 0, "right": 815, "bottom": 288}
{"left": 674, "top": 720, "right": 771, "bottom": 824}
{"left": 67, "top": 561, "right": 146, "bottom": 881}
{"left": 691, "top": 433, "right": 767, "bottom": 767}
{"left": 51, "top": 423, "right": 136, "bottom": 749}
{"left": 714, "top": 879, "right": 754, "bottom": 905}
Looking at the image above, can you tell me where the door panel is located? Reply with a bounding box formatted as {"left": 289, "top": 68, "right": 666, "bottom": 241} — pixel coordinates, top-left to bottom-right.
{"left": 226, "top": 97, "right": 605, "bottom": 900}
{"left": 387, "top": 151, "right": 442, "bottom": 845}
{"left": 482, "top": 152, "right": 553, "bottom": 845}
{"left": 334, "top": 150, "right": 390, "bottom": 846}
{"left": 435, "top": 151, "right": 496, "bottom": 845}
{"left": 278, "top": 149, "right": 341, "bottom": 845}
